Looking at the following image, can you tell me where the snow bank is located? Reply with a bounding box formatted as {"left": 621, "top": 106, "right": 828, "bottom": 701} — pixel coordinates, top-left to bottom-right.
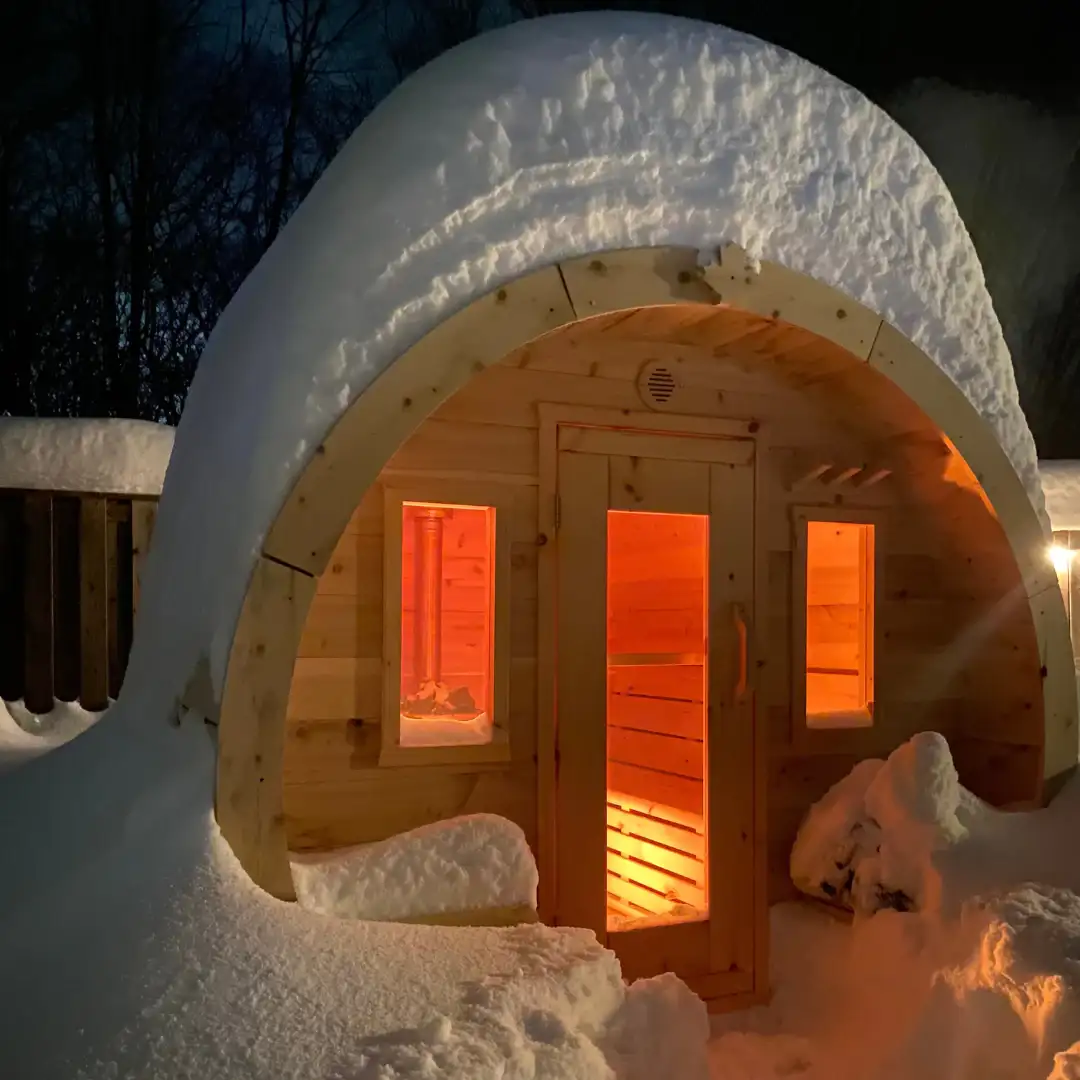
{"left": 921, "top": 886, "right": 1080, "bottom": 1079}
{"left": 603, "top": 973, "right": 710, "bottom": 1080}
{"left": 134, "top": 10, "right": 1039, "bottom": 730}
{"left": 0, "top": 417, "right": 174, "bottom": 496}
{"left": 348, "top": 924, "right": 710, "bottom": 1080}
{"left": 1042, "top": 460, "right": 1080, "bottom": 531}
{"left": 290, "top": 814, "right": 538, "bottom": 921}
{"left": 0, "top": 707, "right": 708, "bottom": 1078}
{"left": 0, "top": 697, "right": 107, "bottom": 774}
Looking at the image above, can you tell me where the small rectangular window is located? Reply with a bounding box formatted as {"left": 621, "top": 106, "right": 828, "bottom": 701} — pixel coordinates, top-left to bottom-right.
{"left": 398, "top": 501, "right": 496, "bottom": 748}
{"left": 804, "top": 520, "right": 875, "bottom": 729}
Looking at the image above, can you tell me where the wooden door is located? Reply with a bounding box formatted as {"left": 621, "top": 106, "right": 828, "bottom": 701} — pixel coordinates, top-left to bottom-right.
{"left": 553, "top": 424, "right": 759, "bottom": 1005}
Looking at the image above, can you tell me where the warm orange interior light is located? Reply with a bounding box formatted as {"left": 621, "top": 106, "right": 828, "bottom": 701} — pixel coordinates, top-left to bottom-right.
{"left": 605, "top": 511, "right": 709, "bottom": 932}
{"left": 805, "top": 520, "right": 875, "bottom": 728}
{"left": 400, "top": 502, "right": 494, "bottom": 733}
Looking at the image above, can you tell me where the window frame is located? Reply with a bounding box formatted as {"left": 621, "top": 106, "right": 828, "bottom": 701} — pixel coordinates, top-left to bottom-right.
{"left": 380, "top": 479, "right": 514, "bottom": 767}
{"left": 791, "top": 505, "right": 881, "bottom": 748}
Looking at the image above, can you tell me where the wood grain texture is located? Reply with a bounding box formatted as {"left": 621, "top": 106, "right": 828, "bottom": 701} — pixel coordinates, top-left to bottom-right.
{"left": 211, "top": 250, "right": 1065, "bottom": 985}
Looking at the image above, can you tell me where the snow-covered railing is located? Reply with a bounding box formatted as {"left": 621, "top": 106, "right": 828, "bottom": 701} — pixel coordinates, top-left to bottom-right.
{"left": 0, "top": 416, "right": 174, "bottom": 714}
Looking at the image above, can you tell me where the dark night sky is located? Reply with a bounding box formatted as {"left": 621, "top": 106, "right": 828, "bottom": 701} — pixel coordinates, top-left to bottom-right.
{"left": 531, "top": 1, "right": 1080, "bottom": 108}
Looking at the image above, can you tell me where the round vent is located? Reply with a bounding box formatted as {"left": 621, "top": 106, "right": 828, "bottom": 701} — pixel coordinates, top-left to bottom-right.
{"left": 637, "top": 361, "right": 679, "bottom": 410}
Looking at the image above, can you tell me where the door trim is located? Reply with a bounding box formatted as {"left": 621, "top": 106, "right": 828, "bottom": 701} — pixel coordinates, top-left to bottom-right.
{"left": 536, "top": 404, "right": 769, "bottom": 1007}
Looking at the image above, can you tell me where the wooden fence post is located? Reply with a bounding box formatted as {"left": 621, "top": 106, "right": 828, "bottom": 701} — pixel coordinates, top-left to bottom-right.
{"left": 80, "top": 497, "right": 110, "bottom": 711}
{"left": 0, "top": 493, "right": 25, "bottom": 702}
{"left": 52, "top": 496, "right": 82, "bottom": 702}
{"left": 131, "top": 500, "right": 157, "bottom": 622}
{"left": 23, "top": 493, "right": 55, "bottom": 714}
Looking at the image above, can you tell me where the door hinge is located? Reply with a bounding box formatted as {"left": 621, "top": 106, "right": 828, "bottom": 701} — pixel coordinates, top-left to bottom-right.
{"left": 553, "top": 492, "right": 562, "bottom": 532}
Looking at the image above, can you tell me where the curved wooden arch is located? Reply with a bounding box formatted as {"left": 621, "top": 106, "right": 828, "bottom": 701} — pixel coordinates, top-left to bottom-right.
{"left": 212, "top": 245, "right": 1077, "bottom": 899}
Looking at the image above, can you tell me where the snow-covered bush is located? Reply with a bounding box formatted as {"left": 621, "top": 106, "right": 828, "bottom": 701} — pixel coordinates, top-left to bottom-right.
{"left": 790, "top": 732, "right": 971, "bottom": 914}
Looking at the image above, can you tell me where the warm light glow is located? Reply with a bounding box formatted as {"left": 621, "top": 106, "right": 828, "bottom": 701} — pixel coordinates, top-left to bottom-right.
{"left": 805, "top": 520, "right": 875, "bottom": 728}
{"left": 399, "top": 502, "right": 495, "bottom": 745}
{"left": 605, "top": 510, "right": 709, "bottom": 932}
{"left": 1050, "top": 545, "right": 1075, "bottom": 575}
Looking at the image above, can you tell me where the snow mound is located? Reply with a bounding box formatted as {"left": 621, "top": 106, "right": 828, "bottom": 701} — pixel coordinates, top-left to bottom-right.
{"left": 1041, "top": 460, "right": 1080, "bottom": 531}
{"left": 135, "top": 10, "right": 1040, "bottom": 733}
{"left": 0, "top": 711, "right": 710, "bottom": 1079}
{"left": 290, "top": 813, "right": 539, "bottom": 921}
{"left": 0, "top": 698, "right": 107, "bottom": 774}
{"left": 901, "top": 886, "right": 1080, "bottom": 1080}
{"left": 349, "top": 929, "right": 709, "bottom": 1080}
{"left": 1051, "top": 1043, "right": 1080, "bottom": 1079}
{"left": 791, "top": 732, "right": 969, "bottom": 914}
{"left": 601, "top": 973, "right": 710, "bottom": 1080}
{"left": 0, "top": 417, "right": 174, "bottom": 496}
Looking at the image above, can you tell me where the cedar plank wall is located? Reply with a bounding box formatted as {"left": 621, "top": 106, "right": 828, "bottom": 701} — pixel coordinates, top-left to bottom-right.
{"left": 282, "top": 315, "right": 1044, "bottom": 905}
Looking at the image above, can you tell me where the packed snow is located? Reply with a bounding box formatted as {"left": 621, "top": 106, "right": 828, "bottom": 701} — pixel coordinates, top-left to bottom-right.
{"left": 0, "top": 710, "right": 710, "bottom": 1079}
{"left": 0, "top": 697, "right": 108, "bottom": 773}
{"left": 714, "top": 734, "right": 1080, "bottom": 1080}
{"left": 135, "top": 10, "right": 1041, "bottom": 725}
{"left": 1042, "top": 460, "right": 1080, "bottom": 530}
{"left": 291, "top": 814, "right": 539, "bottom": 922}
{"left": 0, "top": 416, "right": 174, "bottom": 495}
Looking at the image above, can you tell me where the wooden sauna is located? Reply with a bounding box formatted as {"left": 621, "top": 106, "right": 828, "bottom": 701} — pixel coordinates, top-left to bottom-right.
{"left": 213, "top": 248, "right": 1073, "bottom": 1014}
{"left": 274, "top": 296, "right": 1055, "bottom": 1010}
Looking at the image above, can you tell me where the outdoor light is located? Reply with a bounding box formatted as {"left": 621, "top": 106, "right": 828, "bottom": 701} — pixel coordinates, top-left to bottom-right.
{"left": 1049, "top": 545, "right": 1075, "bottom": 574}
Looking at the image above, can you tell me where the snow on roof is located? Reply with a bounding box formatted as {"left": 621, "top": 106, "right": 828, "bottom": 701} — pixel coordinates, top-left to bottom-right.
{"left": 0, "top": 417, "right": 175, "bottom": 497}
{"left": 1041, "top": 460, "right": 1080, "bottom": 532}
{"left": 138, "top": 10, "right": 1035, "bottom": 761}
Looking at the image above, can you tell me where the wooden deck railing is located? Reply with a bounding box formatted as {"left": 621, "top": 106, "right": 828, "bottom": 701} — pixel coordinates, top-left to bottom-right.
{"left": 0, "top": 489, "right": 157, "bottom": 713}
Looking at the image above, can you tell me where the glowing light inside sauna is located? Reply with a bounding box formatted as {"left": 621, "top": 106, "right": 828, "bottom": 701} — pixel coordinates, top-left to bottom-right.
{"left": 1050, "top": 544, "right": 1075, "bottom": 575}
{"left": 399, "top": 502, "right": 495, "bottom": 746}
{"left": 805, "top": 521, "right": 875, "bottom": 728}
{"left": 605, "top": 510, "right": 709, "bottom": 932}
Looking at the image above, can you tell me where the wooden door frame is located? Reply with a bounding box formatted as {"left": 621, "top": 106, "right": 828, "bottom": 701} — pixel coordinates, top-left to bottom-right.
{"left": 536, "top": 402, "right": 770, "bottom": 1007}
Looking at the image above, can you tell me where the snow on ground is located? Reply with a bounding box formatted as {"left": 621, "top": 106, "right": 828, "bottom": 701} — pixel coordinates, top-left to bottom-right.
{"left": 291, "top": 814, "right": 539, "bottom": 922}
{"left": 0, "top": 703, "right": 708, "bottom": 1078}
{"left": 0, "top": 416, "right": 174, "bottom": 495}
{"left": 0, "top": 697, "right": 107, "bottom": 773}
{"left": 754, "top": 732, "right": 1080, "bottom": 1080}
{"left": 135, "top": 10, "right": 1041, "bottom": 732}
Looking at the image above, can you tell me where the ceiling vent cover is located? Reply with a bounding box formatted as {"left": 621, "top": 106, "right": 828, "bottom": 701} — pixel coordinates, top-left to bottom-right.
{"left": 637, "top": 361, "right": 679, "bottom": 410}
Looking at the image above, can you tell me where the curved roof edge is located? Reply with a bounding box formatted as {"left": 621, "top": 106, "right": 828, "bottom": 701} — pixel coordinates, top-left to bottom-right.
{"left": 127, "top": 11, "right": 1040, "bottom": 727}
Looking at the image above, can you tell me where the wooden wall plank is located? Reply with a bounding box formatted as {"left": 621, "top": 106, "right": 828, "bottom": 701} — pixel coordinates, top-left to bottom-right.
{"left": 79, "top": 497, "right": 110, "bottom": 711}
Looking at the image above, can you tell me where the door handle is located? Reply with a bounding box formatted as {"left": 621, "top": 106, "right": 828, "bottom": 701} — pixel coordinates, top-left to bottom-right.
{"left": 732, "top": 601, "right": 753, "bottom": 701}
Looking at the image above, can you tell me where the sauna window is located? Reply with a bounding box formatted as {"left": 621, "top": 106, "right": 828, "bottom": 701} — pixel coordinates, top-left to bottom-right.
{"left": 803, "top": 520, "right": 875, "bottom": 729}
{"left": 606, "top": 510, "right": 709, "bottom": 933}
{"left": 397, "top": 501, "right": 496, "bottom": 748}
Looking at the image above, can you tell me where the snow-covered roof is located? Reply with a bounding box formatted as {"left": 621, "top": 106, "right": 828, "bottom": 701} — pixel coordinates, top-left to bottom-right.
{"left": 1041, "top": 461, "right": 1080, "bottom": 532}
{"left": 136, "top": 10, "right": 1037, "bottom": 728}
{"left": 0, "top": 417, "right": 175, "bottom": 497}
